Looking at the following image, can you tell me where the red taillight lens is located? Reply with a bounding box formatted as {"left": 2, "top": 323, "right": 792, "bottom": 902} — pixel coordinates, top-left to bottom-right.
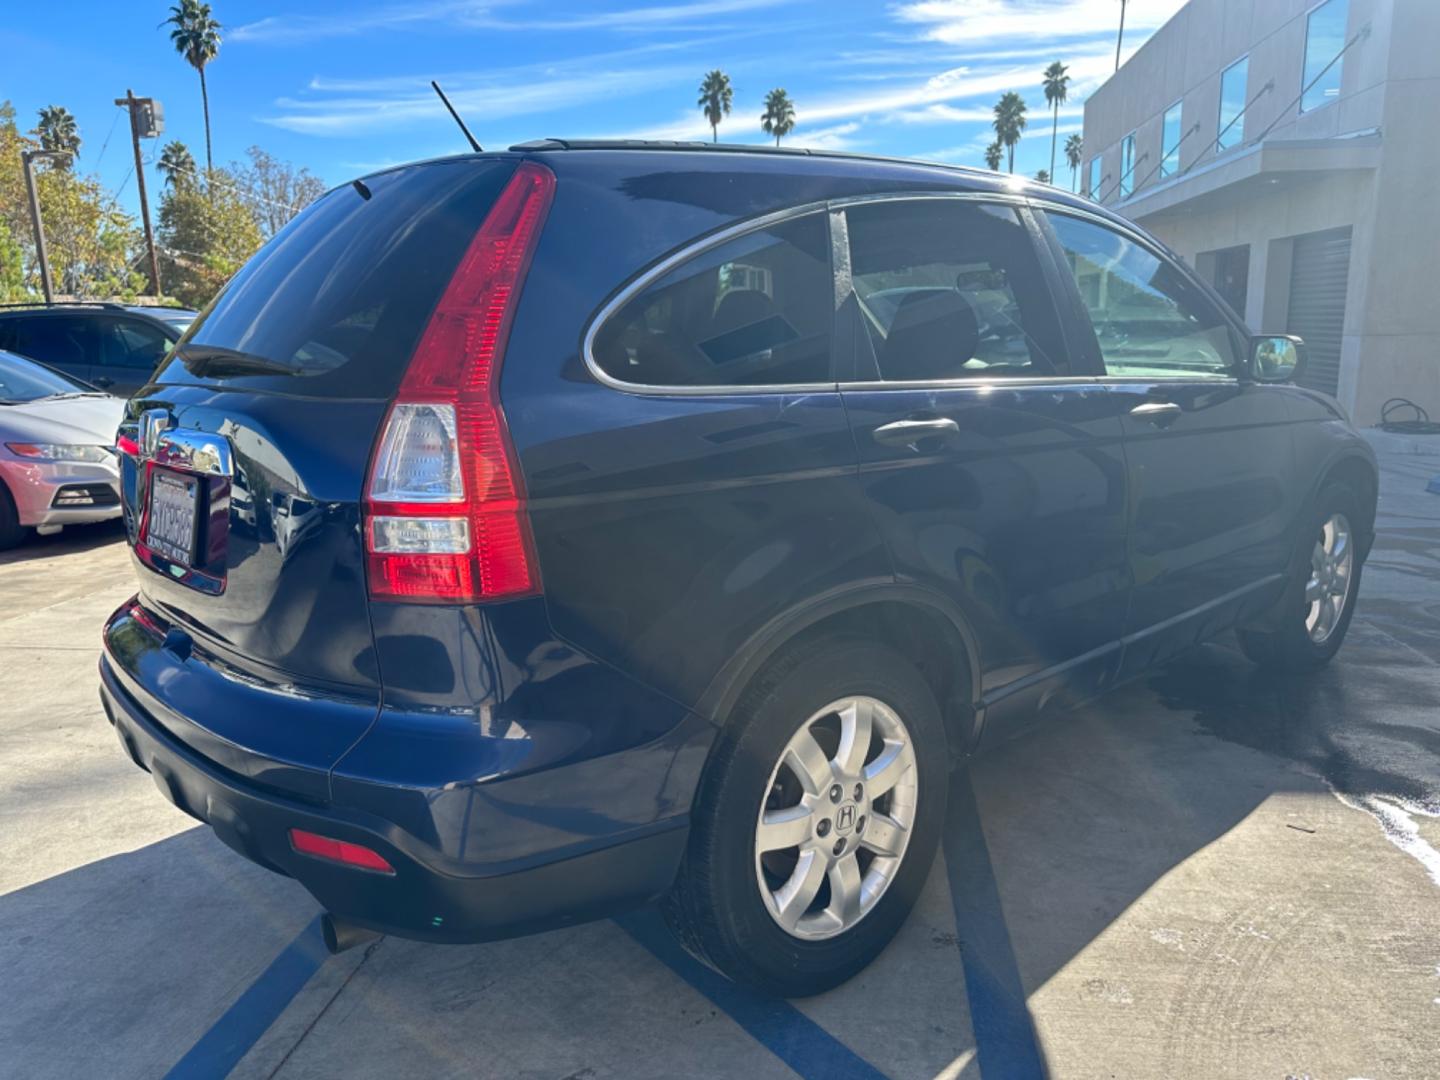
{"left": 116, "top": 433, "right": 140, "bottom": 456}
{"left": 289, "top": 828, "right": 396, "bottom": 874}
{"left": 364, "top": 161, "right": 554, "bottom": 604}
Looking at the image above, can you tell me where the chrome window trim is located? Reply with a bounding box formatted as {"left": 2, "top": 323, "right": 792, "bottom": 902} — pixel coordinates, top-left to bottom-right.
{"left": 580, "top": 190, "right": 1031, "bottom": 398}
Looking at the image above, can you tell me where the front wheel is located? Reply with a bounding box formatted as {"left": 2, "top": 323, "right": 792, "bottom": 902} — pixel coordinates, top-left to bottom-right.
{"left": 664, "top": 636, "right": 948, "bottom": 997}
{"left": 0, "top": 482, "right": 26, "bottom": 551}
{"left": 1238, "top": 482, "right": 1364, "bottom": 670}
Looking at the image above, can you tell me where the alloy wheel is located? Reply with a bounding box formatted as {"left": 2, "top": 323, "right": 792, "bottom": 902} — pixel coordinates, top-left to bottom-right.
{"left": 754, "top": 695, "right": 919, "bottom": 941}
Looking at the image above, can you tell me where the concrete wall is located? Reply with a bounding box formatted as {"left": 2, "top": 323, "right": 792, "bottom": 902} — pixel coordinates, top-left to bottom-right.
{"left": 1083, "top": 0, "right": 1385, "bottom": 200}
{"left": 1082, "top": 0, "right": 1439, "bottom": 422}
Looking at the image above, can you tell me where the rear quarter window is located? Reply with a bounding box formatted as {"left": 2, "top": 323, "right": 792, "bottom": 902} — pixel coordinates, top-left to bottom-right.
{"left": 155, "top": 158, "right": 519, "bottom": 398}
{"left": 590, "top": 212, "right": 834, "bottom": 388}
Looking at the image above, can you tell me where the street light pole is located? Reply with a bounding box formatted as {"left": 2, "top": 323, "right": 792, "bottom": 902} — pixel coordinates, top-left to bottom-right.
{"left": 21, "top": 149, "right": 64, "bottom": 304}
{"left": 115, "top": 90, "right": 163, "bottom": 296}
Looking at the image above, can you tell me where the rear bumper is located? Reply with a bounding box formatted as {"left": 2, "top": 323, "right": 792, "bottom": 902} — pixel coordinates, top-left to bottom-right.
{"left": 100, "top": 658, "right": 692, "bottom": 942}
{"left": 99, "top": 598, "right": 712, "bottom": 943}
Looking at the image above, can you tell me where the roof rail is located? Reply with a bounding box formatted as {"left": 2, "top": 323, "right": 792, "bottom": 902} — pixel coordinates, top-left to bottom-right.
{"left": 508, "top": 138, "right": 995, "bottom": 179}
{"left": 0, "top": 300, "right": 128, "bottom": 311}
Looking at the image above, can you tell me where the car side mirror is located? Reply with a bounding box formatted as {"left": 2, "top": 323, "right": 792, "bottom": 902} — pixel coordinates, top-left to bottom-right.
{"left": 1248, "top": 334, "right": 1306, "bottom": 383}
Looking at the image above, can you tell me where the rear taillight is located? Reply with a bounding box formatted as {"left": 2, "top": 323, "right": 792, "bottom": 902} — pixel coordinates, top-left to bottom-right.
{"left": 364, "top": 160, "right": 554, "bottom": 603}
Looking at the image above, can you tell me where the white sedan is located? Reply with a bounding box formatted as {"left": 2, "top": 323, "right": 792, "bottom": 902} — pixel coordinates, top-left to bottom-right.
{"left": 0, "top": 349, "right": 124, "bottom": 549}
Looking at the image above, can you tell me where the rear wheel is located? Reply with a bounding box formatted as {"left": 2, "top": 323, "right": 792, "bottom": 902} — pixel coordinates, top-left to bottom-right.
{"left": 664, "top": 635, "right": 947, "bottom": 996}
{"left": 1238, "top": 482, "right": 1363, "bottom": 670}
{"left": 0, "top": 482, "right": 26, "bottom": 551}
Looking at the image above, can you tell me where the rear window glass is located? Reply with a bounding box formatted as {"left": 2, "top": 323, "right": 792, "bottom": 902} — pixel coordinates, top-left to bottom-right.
{"left": 591, "top": 212, "right": 833, "bottom": 388}
{"left": 154, "top": 159, "right": 517, "bottom": 398}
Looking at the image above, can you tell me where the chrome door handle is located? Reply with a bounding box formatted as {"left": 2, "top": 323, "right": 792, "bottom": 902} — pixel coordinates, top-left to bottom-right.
{"left": 873, "top": 418, "right": 960, "bottom": 447}
{"left": 1129, "top": 401, "right": 1183, "bottom": 427}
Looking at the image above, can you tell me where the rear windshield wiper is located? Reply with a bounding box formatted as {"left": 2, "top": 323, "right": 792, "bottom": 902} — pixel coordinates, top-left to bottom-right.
{"left": 179, "top": 344, "right": 298, "bottom": 378}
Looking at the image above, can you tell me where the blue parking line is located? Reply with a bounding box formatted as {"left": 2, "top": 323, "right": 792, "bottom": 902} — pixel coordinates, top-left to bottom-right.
{"left": 163, "top": 917, "right": 328, "bottom": 1080}
{"left": 943, "top": 770, "right": 1047, "bottom": 1080}
{"left": 614, "top": 909, "right": 890, "bottom": 1080}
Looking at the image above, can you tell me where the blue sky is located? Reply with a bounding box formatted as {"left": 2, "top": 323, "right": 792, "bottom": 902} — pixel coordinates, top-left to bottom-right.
{"left": 5, "top": 0, "right": 1186, "bottom": 221}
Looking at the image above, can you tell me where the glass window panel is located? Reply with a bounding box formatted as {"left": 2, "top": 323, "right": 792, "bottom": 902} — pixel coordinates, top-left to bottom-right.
{"left": 1302, "top": 0, "right": 1348, "bottom": 113}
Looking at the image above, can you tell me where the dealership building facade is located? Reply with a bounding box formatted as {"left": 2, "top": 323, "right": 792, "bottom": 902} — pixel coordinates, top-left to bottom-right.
{"left": 1081, "top": 0, "right": 1438, "bottom": 422}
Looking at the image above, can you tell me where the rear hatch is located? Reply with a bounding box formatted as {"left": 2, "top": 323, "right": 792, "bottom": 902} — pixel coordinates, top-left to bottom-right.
{"left": 120, "top": 156, "right": 521, "bottom": 695}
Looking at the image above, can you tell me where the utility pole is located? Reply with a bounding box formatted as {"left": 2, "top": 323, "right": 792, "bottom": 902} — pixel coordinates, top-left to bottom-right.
{"left": 21, "top": 149, "right": 68, "bottom": 304}
{"left": 115, "top": 90, "right": 164, "bottom": 296}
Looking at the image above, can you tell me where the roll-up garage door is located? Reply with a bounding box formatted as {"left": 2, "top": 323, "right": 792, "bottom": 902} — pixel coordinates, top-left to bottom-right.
{"left": 1286, "top": 227, "right": 1352, "bottom": 398}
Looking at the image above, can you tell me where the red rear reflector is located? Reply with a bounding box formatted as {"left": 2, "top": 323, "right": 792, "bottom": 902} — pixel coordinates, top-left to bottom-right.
{"left": 289, "top": 828, "right": 395, "bottom": 874}
{"left": 364, "top": 161, "right": 554, "bottom": 604}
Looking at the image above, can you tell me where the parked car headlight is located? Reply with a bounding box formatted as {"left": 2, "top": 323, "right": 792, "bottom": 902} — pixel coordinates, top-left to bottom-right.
{"left": 5, "top": 442, "right": 113, "bottom": 463}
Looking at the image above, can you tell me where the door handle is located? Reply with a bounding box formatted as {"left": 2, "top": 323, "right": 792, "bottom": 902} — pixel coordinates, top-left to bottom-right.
{"left": 873, "top": 417, "right": 960, "bottom": 447}
{"left": 1129, "top": 401, "right": 1183, "bottom": 427}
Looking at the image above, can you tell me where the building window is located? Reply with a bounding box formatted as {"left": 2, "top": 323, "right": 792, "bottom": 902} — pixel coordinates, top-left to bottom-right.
{"left": 1302, "top": 0, "right": 1348, "bottom": 113}
{"left": 1089, "top": 156, "right": 1102, "bottom": 199}
{"left": 1119, "top": 134, "right": 1135, "bottom": 198}
{"left": 1217, "top": 57, "right": 1248, "bottom": 152}
{"left": 1161, "top": 102, "right": 1183, "bottom": 179}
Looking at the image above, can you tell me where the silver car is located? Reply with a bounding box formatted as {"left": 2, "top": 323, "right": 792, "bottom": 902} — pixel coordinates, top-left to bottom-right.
{"left": 0, "top": 350, "right": 124, "bottom": 549}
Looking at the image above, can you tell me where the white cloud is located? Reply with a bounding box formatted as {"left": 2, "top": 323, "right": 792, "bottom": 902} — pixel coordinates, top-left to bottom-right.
{"left": 264, "top": 65, "right": 695, "bottom": 135}
{"left": 233, "top": 0, "right": 792, "bottom": 45}
{"left": 893, "top": 0, "right": 1187, "bottom": 45}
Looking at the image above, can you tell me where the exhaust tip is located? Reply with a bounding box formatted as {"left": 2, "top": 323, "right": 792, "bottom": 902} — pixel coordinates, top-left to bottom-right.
{"left": 321, "top": 913, "right": 381, "bottom": 955}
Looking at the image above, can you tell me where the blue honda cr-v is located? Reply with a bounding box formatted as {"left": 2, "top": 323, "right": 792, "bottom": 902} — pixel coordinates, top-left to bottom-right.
{"left": 101, "top": 142, "right": 1377, "bottom": 996}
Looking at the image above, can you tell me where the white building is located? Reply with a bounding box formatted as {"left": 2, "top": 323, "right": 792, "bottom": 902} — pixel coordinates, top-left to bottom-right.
{"left": 1081, "top": 0, "right": 1439, "bottom": 422}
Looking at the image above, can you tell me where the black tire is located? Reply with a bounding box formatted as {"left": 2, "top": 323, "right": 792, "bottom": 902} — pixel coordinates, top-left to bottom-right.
{"left": 664, "top": 635, "right": 948, "bottom": 997}
{"left": 0, "top": 482, "right": 25, "bottom": 551}
{"left": 1238, "top": 481, "right": 1364, "bottom": 671}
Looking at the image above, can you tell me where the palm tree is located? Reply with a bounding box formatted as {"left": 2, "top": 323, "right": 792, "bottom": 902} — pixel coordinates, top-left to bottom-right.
{"left": 698, "top": 70, "right": 733, "bottom": 143}
{"left": 983, "top": 140, "right": 1003, "bottom": 171}
{"left": 158, "top": 141, "right": 197, "bottom": 189}
{"left": 760, "top": 88, "right": 796, "bottom": 147}
{"left": 1115, "top": 0, "right": 1128, "bottom": 72}
{"left": 1042, "top": 61, "right": 1070, "bottom": 183}
{"left": 1035, "top": 169, "right": 1051, "bottom": 184}
{"left": 992, "top": 92, "right": 1027, "bottom": 173}
{"left": 35, "top": 105, "right": 80, "bottom": 164}
{"left": 1064, "top": 134, "right": 1084, "bottom": 192}
{"left": 165, "top": 0, "right": 222, "bottom": 179}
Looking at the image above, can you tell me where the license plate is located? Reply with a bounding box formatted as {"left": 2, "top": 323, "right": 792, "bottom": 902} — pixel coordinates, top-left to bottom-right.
{"left": 145, "top": 469, "right": 199, "bottom": 567}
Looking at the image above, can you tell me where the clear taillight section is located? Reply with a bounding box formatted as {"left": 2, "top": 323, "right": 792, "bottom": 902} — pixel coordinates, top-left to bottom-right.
{"left": 363, "top": 161, "right": 555, "bottom": 603}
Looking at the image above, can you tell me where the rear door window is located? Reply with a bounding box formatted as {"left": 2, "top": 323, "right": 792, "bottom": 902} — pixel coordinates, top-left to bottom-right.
{"left": 843, "top": 200, "right": 1066, "bottom": 381}
{"left": 153, "top": 159, "right": 519, "bottom": 398}
{"left": 591, "top": 212, "right": 834, "bottom": 388}
{"left": 0, "top": 316, "right": 97, "bottom": 374}
{"left": 98, "top": 318, "right": 171, "bottom": 370}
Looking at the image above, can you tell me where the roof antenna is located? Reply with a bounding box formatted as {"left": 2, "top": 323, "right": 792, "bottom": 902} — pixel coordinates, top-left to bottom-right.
{"left": 431, "top": 80, "right": 482, "bottom": 153}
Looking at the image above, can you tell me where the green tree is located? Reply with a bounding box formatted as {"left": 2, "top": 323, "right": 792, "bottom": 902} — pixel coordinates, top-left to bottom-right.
{"left": 157, "top": 165, "right": 262, "bottom": 307}
{"left": 760, "top": 88, "right": 796, "bottom": 146}
{"left": 229, "top": 146, "right": 326, "bottom": 238}
{"left": 983, "top": 140, "right": 1004, "bottom": 171}
{"left": 698, "top": 70, "right": 733, "bottom": 143}
{"left": 158, "top": 140, "right": 197, "bottom": 189}
{"left": 165, "top": 0, "right": 222, "bottom": 179}
{"left": 1064, "top": 133, "right": 1084, "bottom": 192}
{"left": 992, "top": 92, "right": 1027, "bottom": 173}
{"left": 35, "top": 105, "right": 80, "bottom": 165}
{"left": 1042, "top": 61, "right": 1069, "bottom": 184}
{"left": 0, "top": 221, "right": 28, "bottom": 302}
{"left": 0, "top": 100, "right": 143, "bottom": 299}
{"left": 1035, "top": 169, "right": 1051, "bottom": 184}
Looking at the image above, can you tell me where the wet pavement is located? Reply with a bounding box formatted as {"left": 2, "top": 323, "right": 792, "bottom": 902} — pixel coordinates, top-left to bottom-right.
{"left": 1, "top": 432, "right": 1437, "bottom": 1079}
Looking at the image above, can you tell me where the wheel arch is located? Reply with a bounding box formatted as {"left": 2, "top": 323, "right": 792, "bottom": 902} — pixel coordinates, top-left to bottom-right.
{"left": 1318, "top": 452, "right": 1378, "bottom": 555}
{"left": 695, "top": 583, "right": 984, "bottom": 758}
